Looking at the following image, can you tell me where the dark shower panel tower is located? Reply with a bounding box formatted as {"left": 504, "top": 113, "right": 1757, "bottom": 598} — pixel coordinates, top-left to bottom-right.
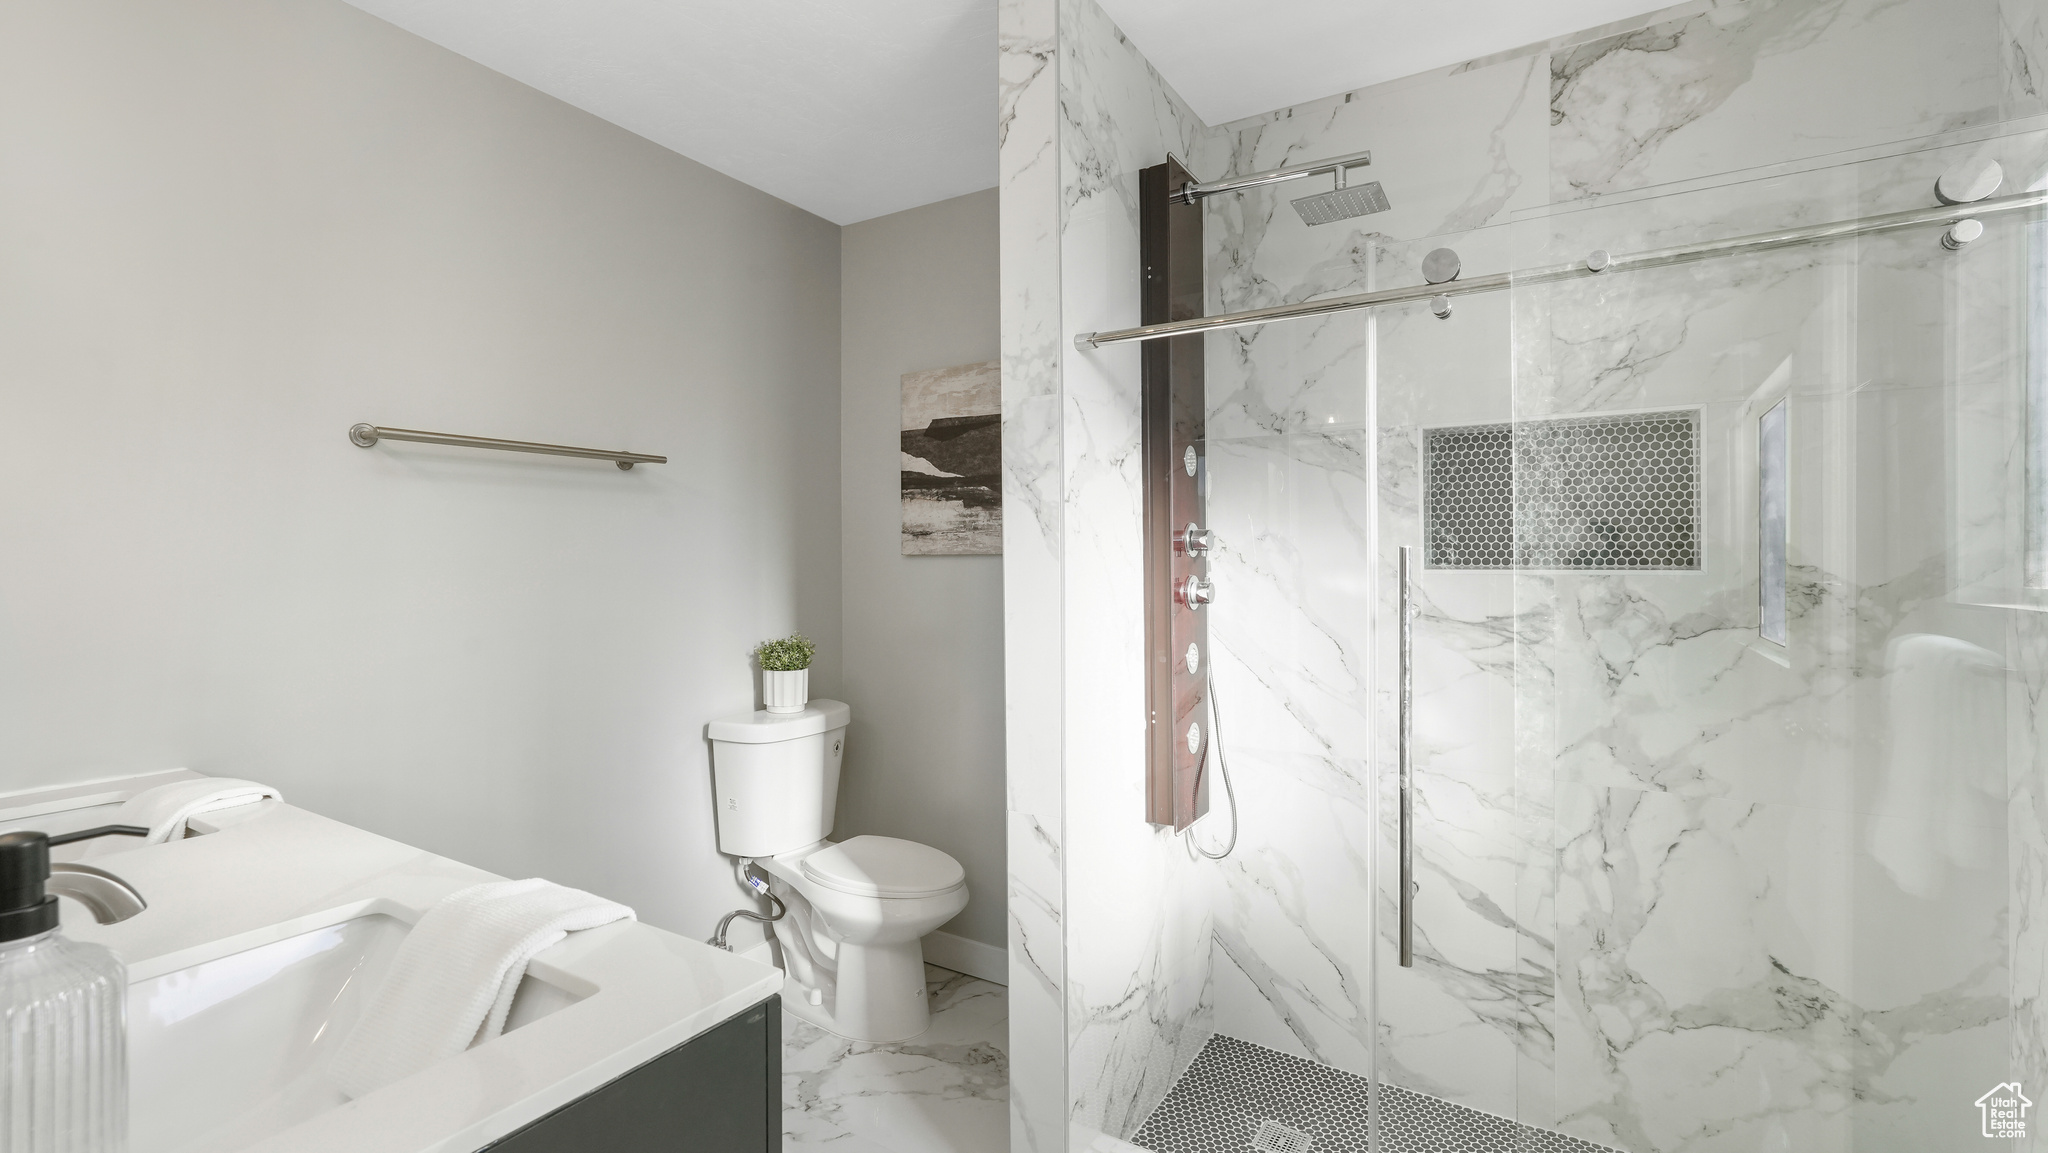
{"left": 1141, "top": 157, "right": 1210, "bottom": 831}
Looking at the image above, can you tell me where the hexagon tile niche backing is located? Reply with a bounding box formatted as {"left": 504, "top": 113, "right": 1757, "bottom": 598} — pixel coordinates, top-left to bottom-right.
{"left": 1423, "top": 410, "right": 1701, "bottom": 570}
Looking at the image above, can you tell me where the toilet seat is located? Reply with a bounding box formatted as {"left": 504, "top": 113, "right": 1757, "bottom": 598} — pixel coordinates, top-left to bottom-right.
{"left": 763, "top": 835, "right": 970, "bottom": 1041}
{"left": 798, "top": 835, "right": 964, "bottom": 899}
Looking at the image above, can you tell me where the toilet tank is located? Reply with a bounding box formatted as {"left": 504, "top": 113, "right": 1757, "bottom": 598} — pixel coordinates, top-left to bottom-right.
{"left": 706, "top": 700, "right": 851, "bottom": 857}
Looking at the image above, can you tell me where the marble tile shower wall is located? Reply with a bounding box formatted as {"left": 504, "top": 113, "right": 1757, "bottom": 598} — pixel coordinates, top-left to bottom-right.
{"left": 998, "top": 0, "right": 1066, "bottom": 1148}
{"left": 1003, "top": 0, "right": 1236, "bottom": 1148}
{"left": 1194, "top": 3, "right": 2048, "bottom": 1153}
{"left": 1054, "top": 0, "right": 1231, "bottom": 1145}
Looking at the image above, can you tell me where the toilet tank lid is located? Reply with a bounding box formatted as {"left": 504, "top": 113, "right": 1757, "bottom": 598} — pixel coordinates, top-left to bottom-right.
{"left": 800, "top": 835, "right": 965, "bottom": 898}
{"left": 706, "top": 699, "right": 851, "bottom": 743}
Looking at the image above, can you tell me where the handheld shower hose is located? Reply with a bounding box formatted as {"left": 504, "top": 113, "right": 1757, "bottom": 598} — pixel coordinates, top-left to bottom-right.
{"left": 1190, "top": 672, "right": 1239, "bottom": 860}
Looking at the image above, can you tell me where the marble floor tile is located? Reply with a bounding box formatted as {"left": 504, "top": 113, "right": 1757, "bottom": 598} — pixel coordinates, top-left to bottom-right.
{"left": 784, "top": 965, "right": 1009, "bottom": 1153}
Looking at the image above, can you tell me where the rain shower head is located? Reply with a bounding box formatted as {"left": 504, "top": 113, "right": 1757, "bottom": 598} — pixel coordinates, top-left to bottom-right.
{"left": 1291, "top": 180, "right": 1391, "bottom": 226}
{"left": 1168, "top": 148, "right": 1391, "bottom": 227}
{"left": 1174, "top": 150, "right": 1386, "bottom": 228}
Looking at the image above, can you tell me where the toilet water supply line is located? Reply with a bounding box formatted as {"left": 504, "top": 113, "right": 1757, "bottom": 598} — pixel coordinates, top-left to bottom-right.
{"left": 709, "top": 857, "right": 786, "bottom": 952}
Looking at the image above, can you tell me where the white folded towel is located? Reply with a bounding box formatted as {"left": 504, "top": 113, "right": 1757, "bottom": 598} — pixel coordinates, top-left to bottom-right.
{"left": 330, "top": 878, "right": 635, "bottom": 1099}
{"left": 114, "top": 777, "right": 283, "bottom": 845}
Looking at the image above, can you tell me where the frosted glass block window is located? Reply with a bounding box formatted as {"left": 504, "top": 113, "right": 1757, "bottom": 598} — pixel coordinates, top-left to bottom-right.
{"left": 1424, "top": 410, "right": 1701, "bottom": 570}
{"left": 1760, "top": 400, "right": 1788, "bottom": 644}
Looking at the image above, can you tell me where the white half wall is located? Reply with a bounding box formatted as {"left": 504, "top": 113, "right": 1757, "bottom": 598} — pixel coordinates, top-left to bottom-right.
{"left": 0, "top": 0, "right": 842, "bottom": 951}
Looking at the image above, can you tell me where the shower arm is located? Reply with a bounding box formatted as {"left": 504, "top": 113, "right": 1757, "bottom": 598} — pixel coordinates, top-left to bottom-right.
{"left": 1081, "top": 185, "right": 2048, "bottom": 348}
{"left": 1172, "top": 150, "right": 1373, "bottom": 205}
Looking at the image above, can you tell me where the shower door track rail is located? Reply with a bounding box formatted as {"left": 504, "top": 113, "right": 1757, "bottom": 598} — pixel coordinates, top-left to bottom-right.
{"left": 1073, "top": 188, "right": 2048, "bottom": 349}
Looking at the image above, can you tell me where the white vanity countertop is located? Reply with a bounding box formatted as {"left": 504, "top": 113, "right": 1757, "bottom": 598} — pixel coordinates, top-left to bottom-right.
{"left": 0, "top": 773, "right": 782, "bottom": 1153}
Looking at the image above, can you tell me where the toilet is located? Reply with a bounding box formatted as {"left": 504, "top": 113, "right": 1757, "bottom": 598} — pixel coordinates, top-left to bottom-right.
{"left": 707, "top": 699, "right": 968, "bottom": 1042}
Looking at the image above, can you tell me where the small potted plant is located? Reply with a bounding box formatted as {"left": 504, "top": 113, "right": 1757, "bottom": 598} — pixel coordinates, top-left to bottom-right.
{"left": 755, "top": 633, "right": 817, "bottom": 713}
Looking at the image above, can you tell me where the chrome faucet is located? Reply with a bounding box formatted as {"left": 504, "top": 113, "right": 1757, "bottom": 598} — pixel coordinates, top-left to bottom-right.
{"left": 40, "top": 825, "right": 149, "bottom": 925}
{"left": 47, "top": 864, "right": 146, "bottom": 925}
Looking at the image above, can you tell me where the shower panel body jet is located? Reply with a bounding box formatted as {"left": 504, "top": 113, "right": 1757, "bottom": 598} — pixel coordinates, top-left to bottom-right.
{"left": 1141, "top": 156, "right": 1210, "bottom": 831}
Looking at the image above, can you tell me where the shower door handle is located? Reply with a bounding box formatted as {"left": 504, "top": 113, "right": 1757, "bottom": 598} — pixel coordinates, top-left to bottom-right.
{"left": 1398, "top": 546, "right": 1415, "bottom": 968}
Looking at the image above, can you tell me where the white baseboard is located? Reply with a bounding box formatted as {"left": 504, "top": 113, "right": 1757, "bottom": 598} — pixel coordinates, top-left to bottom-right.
{"left": 922, "top": 929, "right": 1007, "bottom": 985}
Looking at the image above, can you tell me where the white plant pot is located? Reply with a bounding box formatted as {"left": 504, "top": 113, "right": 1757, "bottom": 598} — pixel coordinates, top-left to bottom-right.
{"left": 763, "top": 668, "right": 810, "bottom": 713}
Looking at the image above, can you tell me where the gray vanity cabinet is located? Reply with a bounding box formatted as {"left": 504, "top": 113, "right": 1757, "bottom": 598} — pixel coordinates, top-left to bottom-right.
{"left": 479, "top": 996, "right": 781, "bottom": 1152}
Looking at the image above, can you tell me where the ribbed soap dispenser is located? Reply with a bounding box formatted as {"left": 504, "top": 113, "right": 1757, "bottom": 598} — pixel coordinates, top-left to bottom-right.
{"left": 0, "top": 831, "right": 126, "bottom": 1153}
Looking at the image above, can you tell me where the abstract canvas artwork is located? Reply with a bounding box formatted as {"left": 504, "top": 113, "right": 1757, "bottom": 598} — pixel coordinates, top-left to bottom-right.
{"left": 900, "top": 361, "right": 1001, "bottom": 555}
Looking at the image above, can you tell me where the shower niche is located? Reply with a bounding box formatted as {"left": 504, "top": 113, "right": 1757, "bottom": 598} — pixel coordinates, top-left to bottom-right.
{"left": 1140, "top": 156, "right": 1209, "bottom": 830}
{"left": 1422, "top": 409, "right": 1702, "bottom": 570}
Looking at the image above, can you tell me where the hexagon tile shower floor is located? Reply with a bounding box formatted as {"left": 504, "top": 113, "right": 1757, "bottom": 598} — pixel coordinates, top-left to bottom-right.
{"left": 1130, "top": 1035, "right": 1620, "bottom": 1153}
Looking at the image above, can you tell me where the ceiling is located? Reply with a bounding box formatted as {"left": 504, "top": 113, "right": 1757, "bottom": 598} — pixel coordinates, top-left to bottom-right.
{"left": 342, "top": 0, "right": 1679, "bottom": 225}
{"left": 341, "top": 0, "right": 996, "bottom": 225}
{"left": 1100, "top": 0, "right": 1685, "bottom": 125}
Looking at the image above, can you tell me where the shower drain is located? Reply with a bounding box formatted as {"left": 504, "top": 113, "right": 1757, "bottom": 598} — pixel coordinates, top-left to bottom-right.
{"left": 1250, "top": 1119, "right": 1312, "bottom": 1153}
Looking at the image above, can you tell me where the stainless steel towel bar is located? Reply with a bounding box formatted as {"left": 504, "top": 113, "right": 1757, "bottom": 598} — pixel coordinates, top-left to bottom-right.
{"left": 349, "top": 424, "right": 666, "bottom": 470}
{"left": 1075, "top": 187, "right": 2048, "bottom": 349}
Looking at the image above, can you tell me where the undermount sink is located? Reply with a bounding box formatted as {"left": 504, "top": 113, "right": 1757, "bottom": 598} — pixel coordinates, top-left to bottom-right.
{"left": 0, "top": 771, "right": 783, "bottom": 1153}
{"left": 129, "top": 912, "right": 581, "bottom": 1153}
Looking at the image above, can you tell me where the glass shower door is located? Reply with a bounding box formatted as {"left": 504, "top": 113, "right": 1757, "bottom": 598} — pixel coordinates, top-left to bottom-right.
{"left": 1368, "top": 219, "right": 1544, "bottom": 1146}
{"left": 1363, "top": 126, "right": 2048, "bottom": 1153}
{"left": 1193, "top": 124, "right": 2048, "bottom": 1153}
{"left": 1496, "top": 131, "right": 2045, "bottom": 1153}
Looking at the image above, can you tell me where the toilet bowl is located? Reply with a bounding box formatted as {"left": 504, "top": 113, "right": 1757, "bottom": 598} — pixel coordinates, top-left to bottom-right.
{"left": 755, "top": 836, "right": 967, "bottom": 1042}
{"left": 706, "top": 700, "right": 970, "bottom": 1042}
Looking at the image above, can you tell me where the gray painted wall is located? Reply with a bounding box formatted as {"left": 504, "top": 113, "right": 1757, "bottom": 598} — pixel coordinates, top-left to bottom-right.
{"left": 0, "top": 0, "right": 842, "bottom": 950}
{"left": 837, "top": 190, "right": 1006, "bottom": 950}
